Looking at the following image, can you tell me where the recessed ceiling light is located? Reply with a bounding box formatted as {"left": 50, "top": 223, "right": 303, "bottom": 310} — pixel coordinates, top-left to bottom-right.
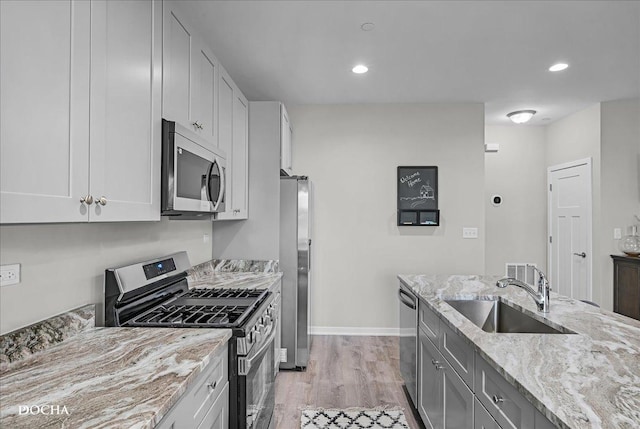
{"left": 507, "top": 110, "right": 536, "bottom": 124}
{"left": 549, "top": 63, "right": 569, "bottom": 72}
{"left": 352, "top": 64, "right": 369, "bottom": 74}
{"left": 361, "top": 22, "right": 375, "bottom": 31}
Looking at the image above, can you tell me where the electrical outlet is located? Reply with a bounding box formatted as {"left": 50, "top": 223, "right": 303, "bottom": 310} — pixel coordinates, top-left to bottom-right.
{"left": 614, "top": 228, "right": 622, "bottom": 240}
{"left": 280, "top": 348, "right": 287, "bottom": 363}
{"left": 203, "top": 234, "right": 210, "bottom": 244}
{"left": 463, "top": 227, "right": 478, "bottom": 239}
{"left": 0, "top": 264, "right": 21, "bottom": 286}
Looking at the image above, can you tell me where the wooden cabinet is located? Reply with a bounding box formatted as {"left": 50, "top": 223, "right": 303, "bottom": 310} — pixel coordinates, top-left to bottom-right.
{"left": 0, "top": 0, "right": 160, "bottom": 224}
{"left": 280, "top": 104, "right": 293, "bottom": 176}
{"left": 157, "top": 343, "right": 228, "bottom": 429}
{"left": 612, "top": 255, "right": 640, "bottom": 321}
{"left": 162, "top": 1, "right": 219, "bottom": 150}
{"left": 215, "top": 66, "right": 249, "bottom": 220}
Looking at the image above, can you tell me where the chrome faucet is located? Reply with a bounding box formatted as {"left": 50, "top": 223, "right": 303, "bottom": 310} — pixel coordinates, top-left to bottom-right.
{"left": 496, "top": 265, "right": 551, "bottom": 313}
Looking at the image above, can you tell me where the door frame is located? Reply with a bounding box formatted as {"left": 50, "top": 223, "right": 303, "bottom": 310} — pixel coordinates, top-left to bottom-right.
{"left": 547, "top": 157, "right": 593, "bottom": 300}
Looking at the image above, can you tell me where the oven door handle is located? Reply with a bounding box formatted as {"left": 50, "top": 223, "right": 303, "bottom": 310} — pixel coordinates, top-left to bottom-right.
{"left": 239, "top": 320, "right": 278, "bottom": 376}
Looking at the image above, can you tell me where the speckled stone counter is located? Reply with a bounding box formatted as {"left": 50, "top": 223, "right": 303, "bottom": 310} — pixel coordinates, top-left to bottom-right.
{"left": 398, "top": 274, "right": 640, "bottom": 429}
{"left": 187, "top": 259, "right": 282, "bottom": 291}
{"left": 0, "top": 326, "right": 231, "bottom": 428}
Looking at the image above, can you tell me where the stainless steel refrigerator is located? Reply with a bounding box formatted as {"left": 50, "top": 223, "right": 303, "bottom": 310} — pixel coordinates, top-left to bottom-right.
{"left": 279, "top": 176, "right": 311, "bottom": 370}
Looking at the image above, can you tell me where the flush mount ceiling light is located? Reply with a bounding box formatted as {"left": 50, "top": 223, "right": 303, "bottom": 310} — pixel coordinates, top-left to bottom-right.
{"left": 352, "top": 64, "right": 369, "bottom": 74}
{"left": 549, "top": 63, "right": 569, "bottom": 72}
{"left": 507, "top": 110, "right": 536, "bottom": 124}
{"left": 361, "top": 22, "right": 375, "bottom": 31}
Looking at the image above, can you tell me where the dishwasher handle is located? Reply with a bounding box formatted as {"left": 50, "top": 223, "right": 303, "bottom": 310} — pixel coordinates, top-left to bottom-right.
{"left": 398, "top": 288, "right": 416, "bottom": 310}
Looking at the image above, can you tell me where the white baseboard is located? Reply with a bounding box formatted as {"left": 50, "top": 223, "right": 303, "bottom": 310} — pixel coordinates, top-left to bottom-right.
{"left": 309, "top": 326, "right": 400, "bottom": 336}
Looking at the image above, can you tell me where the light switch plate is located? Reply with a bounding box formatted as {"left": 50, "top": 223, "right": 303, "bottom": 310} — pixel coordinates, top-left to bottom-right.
{"left": 614, "top": 228, "right": 622, "bottom": 239}
{"left": 463, "top": 227, "right": 479, "bottom": 239}
{"left": 1, "top": 264, "right": 20, "bottom": 286}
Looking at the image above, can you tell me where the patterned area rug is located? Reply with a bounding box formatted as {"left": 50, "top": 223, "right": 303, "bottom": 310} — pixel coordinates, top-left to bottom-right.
{"left": 300, "top": 407, "right": 409, "bottom": 429}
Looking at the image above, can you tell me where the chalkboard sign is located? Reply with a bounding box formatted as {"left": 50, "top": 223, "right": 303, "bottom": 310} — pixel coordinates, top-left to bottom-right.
{"left": 397, "top": 166, "right": 439, "bottom": 226}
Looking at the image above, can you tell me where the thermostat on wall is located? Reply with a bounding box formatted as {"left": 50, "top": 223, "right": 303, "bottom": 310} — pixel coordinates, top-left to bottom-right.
{"left": 491, "top": 195, "right": 502, "bottom": 206}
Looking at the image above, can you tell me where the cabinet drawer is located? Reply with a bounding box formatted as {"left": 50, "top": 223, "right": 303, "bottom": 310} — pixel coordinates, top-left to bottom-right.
{"left": 419, "top": 301, "right": 440, "bottom": 343}
{"left": 440, "top": 322, "right": 474, "bottom": 388}
{"left": 157, "top": 343, "right": 228, "bottom": 429}
{"left": 475, "top": 355, "right": 534, "bottom": 429}
{"left": 474, "top": 398, "right": 501, "bottom": 429}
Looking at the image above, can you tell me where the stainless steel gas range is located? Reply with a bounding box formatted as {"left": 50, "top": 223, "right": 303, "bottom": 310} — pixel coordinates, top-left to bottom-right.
{"left": 104, "top": 252, "right": 279, "bottom": 429}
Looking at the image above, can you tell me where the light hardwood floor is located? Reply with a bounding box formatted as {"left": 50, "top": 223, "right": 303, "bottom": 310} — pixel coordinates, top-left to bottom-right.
{"left": 273, "top": 335, "right": 423, "bottom": 429}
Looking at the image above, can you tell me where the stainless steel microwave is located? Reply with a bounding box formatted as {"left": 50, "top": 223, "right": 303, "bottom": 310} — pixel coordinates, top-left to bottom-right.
{"left": 161, "top": 119, "right": 226, "bottom": 217}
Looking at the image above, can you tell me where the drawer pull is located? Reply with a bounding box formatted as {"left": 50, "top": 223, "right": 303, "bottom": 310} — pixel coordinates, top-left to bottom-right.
{"left": 435, "top": 364, "right": 445, "bottom": 370}
{"left": 207, "top": 380, "right": 217, "bottom": 391}
{"left": 492, "top": 394, "right": 504, "bottom": 404}
{"left": 431, "top": 359, "right": 440, "bottom": 366}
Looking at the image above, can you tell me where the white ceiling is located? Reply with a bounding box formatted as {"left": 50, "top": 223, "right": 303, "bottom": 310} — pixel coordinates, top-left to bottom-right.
{"left": 180, "top": 0, "right": 640, "bottom": 125}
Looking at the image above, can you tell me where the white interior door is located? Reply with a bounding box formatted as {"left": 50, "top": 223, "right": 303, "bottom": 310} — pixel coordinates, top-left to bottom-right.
{"left": 548, "top": 159, "right": 592, "bottom": 301}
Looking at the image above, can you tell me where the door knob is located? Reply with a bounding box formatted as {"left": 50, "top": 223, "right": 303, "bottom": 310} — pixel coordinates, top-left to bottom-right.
{"left": 573, "top": 252, "right": 586, "bottom": 258}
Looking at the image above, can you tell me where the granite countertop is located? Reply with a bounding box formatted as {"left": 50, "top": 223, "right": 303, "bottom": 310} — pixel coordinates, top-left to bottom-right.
{"left": 0, "top": 326, "right": 231, "bottom": 429}
{"left": 187, "top": 259, "right": 282, "bottom": 292}
{"left": 399, "top": 274, "right": 640, "bottom": 429}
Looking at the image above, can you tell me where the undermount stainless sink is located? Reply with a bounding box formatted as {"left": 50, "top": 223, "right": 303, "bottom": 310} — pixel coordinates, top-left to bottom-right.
{"left": 444, "top": 299, "right": 575, "bottom": 334}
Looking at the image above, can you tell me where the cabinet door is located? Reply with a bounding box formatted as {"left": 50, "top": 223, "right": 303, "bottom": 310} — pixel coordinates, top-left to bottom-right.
{"left": 475, "top": 355, "right": 535, "bottom": 429}
{"left": 0, "top": 0, "right": 90, "bottom": 223}
{"left": 231, "top": 90, "right": 249, "bottom": 218}
{"left": 89, "top": 0, "right": 161, "bottom": 222}
{"left": 162, "top": 1, "right": 192, "bottom": 127}
{"left": 215, "top": 68, "right": 248, "bottom": 221}
{"left": 190, "top": 40, "right": 218, "bottom": 148}
{"left": 197, "top": 382, "right": 229, "bottom": 429}
{"left": 280, "top": 104, "right": 292, "bottom": 175}
{"left": 474, "top": 398, "right": 501, "bottom": 429}
{"left": 217, "top": 68, "right": 234, "bottom": 215}
{"left": 442, "top": 359, "right": 474, "bottom": 428}
{"left": 419, "top": 328, "right": 443, "bottom": 429}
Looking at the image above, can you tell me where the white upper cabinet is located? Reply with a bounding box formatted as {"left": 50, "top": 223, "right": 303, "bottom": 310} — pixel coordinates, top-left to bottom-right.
{"left": 281, "top": 104, "right": 293, "bottom": 176}
{"left": 215, "top": 67, "right": 248, "bottom": 220}
{"left": 89, "top": 0, "right": 161, "bottom": 222}
{"left": 0, "top": 0, "right": 161, "bottom": 224}
{"left": 162, "top": 1, "right": 218, "bottom": 150}
{"left": 1, "top": 0, "right": 91, "bottom": 223}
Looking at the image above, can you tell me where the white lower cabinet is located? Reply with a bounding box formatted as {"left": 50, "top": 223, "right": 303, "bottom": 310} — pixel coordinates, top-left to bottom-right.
{"left": 157, "top": 344, "right": 228, "bottom": 429}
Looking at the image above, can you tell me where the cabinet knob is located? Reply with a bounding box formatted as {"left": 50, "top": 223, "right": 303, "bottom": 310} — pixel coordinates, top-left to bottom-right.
{"left": 492, "top": 395, "right": 504, "bottom": 404}
{"left": 206, "top": 380, "right": 217, "bottom": 391}
{"left": 573, "top": 252, "right": 586, "bottom": 258}
{"left": 95, "top": 196, "right": 107, "bottom": 206}
{"left": 80, "top": 195, "right": 94, "bottom": 205}
{"left": 193, "top": 121, "right": 203, "bottom": 130}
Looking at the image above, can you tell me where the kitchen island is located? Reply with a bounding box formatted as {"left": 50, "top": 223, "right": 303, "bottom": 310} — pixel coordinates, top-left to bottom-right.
{"left": 0, "top": 305, "right": 231, "bottom": 429}
{"left": 399, "top": 274, "right": 640, "bottom": 429}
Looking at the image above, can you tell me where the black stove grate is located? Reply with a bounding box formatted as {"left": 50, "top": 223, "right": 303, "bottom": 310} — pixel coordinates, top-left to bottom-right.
{"left": 124, "top": 288, "right": 269, "bottom": 328}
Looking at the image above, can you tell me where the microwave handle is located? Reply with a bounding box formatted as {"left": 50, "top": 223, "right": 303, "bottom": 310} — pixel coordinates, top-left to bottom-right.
{"left": 210, "top": 160, "right": 225, "bottom": 211}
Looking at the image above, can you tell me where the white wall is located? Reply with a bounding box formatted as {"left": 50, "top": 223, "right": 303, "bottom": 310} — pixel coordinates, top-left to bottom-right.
{"left": 600, "top": 98, "right": 640, "bottom": 310}
{"left": 0, "top": 219, "right": 213, "bottom": 334}
{"left": 484, "top": 126, "right": 547, "bottom": 275}
{"left": 545, "top": 104, "right": 603, "bottom": 305}
{"left": 289, "top": 103, "right": 485, "bottom": 333}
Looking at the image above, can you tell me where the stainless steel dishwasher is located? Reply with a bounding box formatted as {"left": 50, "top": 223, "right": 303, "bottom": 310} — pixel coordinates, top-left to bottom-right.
{"left": 398, "top": 282, "right": 418, "bottom": 407}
